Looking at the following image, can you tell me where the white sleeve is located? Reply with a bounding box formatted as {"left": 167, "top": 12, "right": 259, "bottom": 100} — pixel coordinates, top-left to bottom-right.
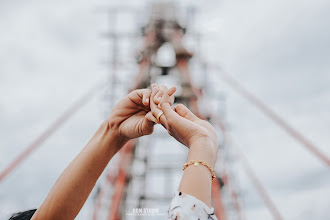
{"left": 167, "top": 191, "right": 218, "bottom": 220}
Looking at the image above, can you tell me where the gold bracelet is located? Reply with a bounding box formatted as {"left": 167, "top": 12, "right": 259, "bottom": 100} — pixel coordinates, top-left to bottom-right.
{"left": 182, "top": 160, "right": 216, "bottom": 182}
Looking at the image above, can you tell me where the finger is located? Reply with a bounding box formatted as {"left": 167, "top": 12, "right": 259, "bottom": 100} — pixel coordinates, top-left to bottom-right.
{"left": 151, "top": 83, "right": 159, "bottom": 94}
{"left": 167, "top": 86, "right": 176, "bottom": 105}
{"left": 155, "top": 86, "right": 176, "bottom": 109}
{"left": 167, "top": 86, "right": 176, "bottom": 97}
{"left": 174, "top": 104, "right": 199, "bottom": 122}
{"left": 151, "top": 83, "right": 159, "bottom": 89}
{"left": 159, "top": 88, "right": 179, "bottom": 124}
{"left": 160, "top": 94, "right": 198, "bottom": 143}
{"left": 129, "top": 88, "right": 152, "bottom": 106}
{"left": 157, "top": 111, "right": 167, "bottom": 127}
{"left": 150, "top": 89, "right": 168, "bottom": 127}
{"left": 145, "top": 111, "right": 158, "bottom": 124}
{"left": 142, "top": 89, "right": 152, "bottom": 106}
{"left": 150, "top": 84, "right": 160, "bottom": 109}
{"left": 150, "top": 85, "right": 159, "bottom": 110}
{"left": 154, "top": 85, "right": 168, "bottom": 105}
{"left": 150, "top": 101, "right": 168, "bottom": 126}
{"left": 151, "top": 84, "right": 159, "bottom": 99}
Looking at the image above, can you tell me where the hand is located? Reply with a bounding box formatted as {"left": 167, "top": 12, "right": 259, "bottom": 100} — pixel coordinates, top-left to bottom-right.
{"left": 107, "top": 85, "right": 176, "bottom": 143}
{"left": 107, "top": 88, "right": 154, "bottom": 143}
{"left": 145, "top": 84, "right": 175, "bottom": 124}
{"left": 150, "top": 87, "right": 218, "bottom": 152}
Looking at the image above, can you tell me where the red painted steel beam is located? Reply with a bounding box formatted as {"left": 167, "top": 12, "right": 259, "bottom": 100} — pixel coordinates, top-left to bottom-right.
{"left": 107, "top": 140, "right": 135, "bottom": 220}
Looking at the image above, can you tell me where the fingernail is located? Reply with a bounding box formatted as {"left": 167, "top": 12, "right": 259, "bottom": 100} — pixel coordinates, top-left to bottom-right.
{"left": 145, "top": 98, "right": 149, "bottom": 103}
{"left": 152, "top": 84, "right": 158, "bottom": 89}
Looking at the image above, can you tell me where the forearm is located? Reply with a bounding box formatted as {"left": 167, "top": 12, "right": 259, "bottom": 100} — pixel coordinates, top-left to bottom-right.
{"left": 178, "top": 139, "right": 217, "bottom": 207}
{"left": 32, "top": 120, "right": 126, "bottom": 220}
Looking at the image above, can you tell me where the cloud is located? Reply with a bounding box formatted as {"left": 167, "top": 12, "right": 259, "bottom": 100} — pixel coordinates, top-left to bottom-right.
{"left": 1, "top": 0, "right": 329, "bottom": 219}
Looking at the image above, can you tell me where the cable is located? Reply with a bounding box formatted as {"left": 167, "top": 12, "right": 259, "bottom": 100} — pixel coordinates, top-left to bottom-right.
{"left": 212, "top": 115, "right": 284, "bottom": 220}
{"left": 0, "top": 80, "right": 107, "bottom": 182}
{"left": 213, "top": 67, "right": 330, "bottom": 167}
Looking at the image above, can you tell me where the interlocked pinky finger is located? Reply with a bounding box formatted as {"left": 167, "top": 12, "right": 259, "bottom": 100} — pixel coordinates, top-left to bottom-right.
{"left": 153, "top": 85, "right": 168, "bottom": 105}
{"left": 145, "top": 111, "right": 158, "bottom": 124}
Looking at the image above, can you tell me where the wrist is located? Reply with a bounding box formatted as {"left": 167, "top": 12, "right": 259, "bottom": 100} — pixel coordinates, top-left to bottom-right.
{"left": 105, "top": 113, "right": 130, "bottom": 141}
{"left": 99, "top": 120, "right": 128, "bottom": 153}
{"left": 188, "top": 138, "right": 218, "bottom": 168}
{"left": 189, "top": 136, "right": 217, "bottom": 152}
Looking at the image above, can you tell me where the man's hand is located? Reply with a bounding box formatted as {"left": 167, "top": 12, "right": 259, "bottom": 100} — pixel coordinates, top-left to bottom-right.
{"left": 107, "top": 85, "right": 176, "bottom": 143}
{"left": 107, "top": 89, "right": 154, "bottom": 142}
{"left": 32, "top": 85, "right": 176, "bottom": 220}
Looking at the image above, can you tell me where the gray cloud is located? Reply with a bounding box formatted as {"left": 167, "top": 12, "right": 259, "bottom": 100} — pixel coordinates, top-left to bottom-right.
{"left": 1, "top": 0, "right": 329, "bottom": 219}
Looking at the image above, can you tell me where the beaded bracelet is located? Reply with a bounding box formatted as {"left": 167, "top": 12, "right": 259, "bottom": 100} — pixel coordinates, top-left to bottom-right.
{"left": 182, "top": 160, "right": 216, "bottom": 182}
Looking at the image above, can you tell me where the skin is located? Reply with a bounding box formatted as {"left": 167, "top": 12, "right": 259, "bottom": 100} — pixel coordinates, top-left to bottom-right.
{"left": 31, "top": 84, "right": 217, "bottom": 219}
{"left": 31, "top": 86, "right": 174, "bottom": 220}
{"left": 149, "top": 85, "right": 218, "bottom": 207}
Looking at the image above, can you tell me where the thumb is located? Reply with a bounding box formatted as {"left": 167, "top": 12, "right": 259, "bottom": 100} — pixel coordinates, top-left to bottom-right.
{"left": 174, "top": 104, "right": 199, "bottom": 122}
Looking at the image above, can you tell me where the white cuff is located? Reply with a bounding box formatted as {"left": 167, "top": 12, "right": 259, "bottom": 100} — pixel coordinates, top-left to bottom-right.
{"left": 167, "top": 191, "right": 218, "bottom": 220}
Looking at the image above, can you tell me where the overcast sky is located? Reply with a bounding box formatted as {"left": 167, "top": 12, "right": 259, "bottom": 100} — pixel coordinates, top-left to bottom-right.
{"left": 0, "top": 0, "right": 329, "bottom": 219}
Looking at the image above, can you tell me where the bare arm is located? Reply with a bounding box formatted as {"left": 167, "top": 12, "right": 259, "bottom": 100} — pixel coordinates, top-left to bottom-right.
{"left": 31, "top": 122, "right": 126, "bottom": 220}
{"left": 179, "top": 139, "right": 217, "bottom": 207}
{"left": 31, "top": 86, "right": 175, "bottom": 220}
{"left": 150, "top": 86, "right": 218, "bottom": 207}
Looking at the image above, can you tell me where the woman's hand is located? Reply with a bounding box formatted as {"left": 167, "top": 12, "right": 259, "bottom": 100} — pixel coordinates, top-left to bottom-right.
{"left": 150, "top": 86, "right": 218, "bottom": 154}
{"left": 150, "top": 85, "right": 218, "bottom": 207}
